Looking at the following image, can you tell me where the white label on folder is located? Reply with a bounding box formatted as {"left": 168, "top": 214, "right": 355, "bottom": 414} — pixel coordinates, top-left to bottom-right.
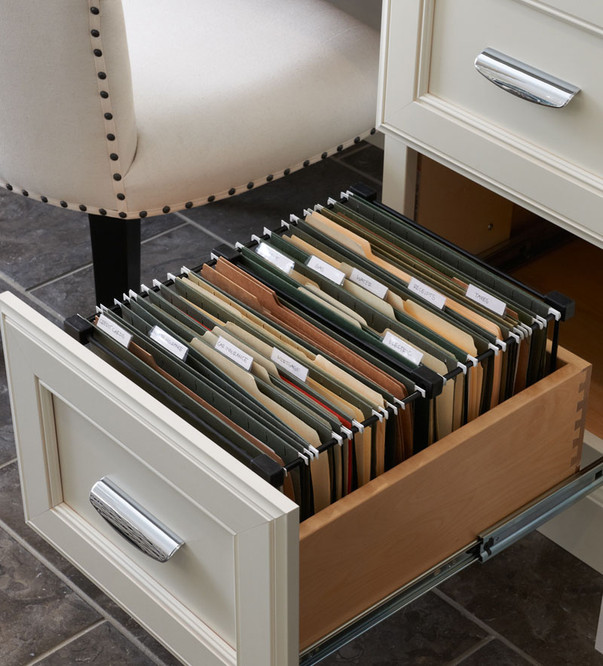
{"left": 96, "top": 313, "right": 132, "bottom": 348}
{"left": 150, "top": 325, "right": 188, "bottom": 361}
{"left": 215, "top": 336, "right": 253, "bottom": 371}
{"left": 349, "top": 268, "right": 388, "bottom": 299}
{"left": 256, "top": 242, "right": 294, "bottom": 275}
{"left": 271, "top": 347, "right": 309, "bottom": 382}
{"left": 466, "top": 284, "right": 506, "bottom": 316}
{"left": 306, "top": 255, "right": 346, "bottom": 285}
{"left": 382, "top": 331, "right": 423, "bottom": 366}
{"left": 408, "top": 277, "right": 446, "bottom": 310}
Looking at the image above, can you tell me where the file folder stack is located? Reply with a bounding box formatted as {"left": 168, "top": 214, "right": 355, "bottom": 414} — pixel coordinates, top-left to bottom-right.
{"left": 67, "top": 187, "right": 572, "bottom": 521}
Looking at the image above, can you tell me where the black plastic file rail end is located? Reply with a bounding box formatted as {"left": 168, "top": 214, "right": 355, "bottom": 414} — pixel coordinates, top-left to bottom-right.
{"left": 211, "top": 243, "right": 241, "bottom": 262}
{"left": 348, "top": 182, "right": 378, "bottom": 202}
{"left": 412, "top": 365, "right": 444, "bottom": 400}
{"left": 64, "top": 314, "right": 95, "bottom": 344}
{"left": 250, "top": 454, "right": 286, "bottom": 488}
{"left": 545, "top": 291, "right": 575, "bottom": 322}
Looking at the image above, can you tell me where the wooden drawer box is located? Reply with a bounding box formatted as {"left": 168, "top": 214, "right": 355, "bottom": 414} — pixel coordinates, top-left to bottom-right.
{"left": 0, "top": 291, "right": 591, "bottom": 665}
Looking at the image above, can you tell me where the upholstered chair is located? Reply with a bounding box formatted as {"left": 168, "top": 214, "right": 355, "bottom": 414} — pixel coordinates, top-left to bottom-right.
{"left": 0, "top": 0, "right": 381, "bottom": 304}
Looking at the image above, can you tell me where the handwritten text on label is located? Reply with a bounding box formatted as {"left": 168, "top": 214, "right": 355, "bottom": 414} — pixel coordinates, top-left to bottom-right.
{"left": 408, "top": 278, "right": 446, "bottom": 310}
{"left": 150, "top": 326, "right": 189, "bottom": 361}
{"left": 215, "top": 336, "right": 254, "bottom": 371}
{"left": 382, "top": 331, "right": 424, "bottom": 366}
{"left": 349, "top": 268, "right": 388, "bottom": 299}
{"left": 306, "top": 255, "right": 346, "bottom": 285}
{"left": 271, "top": 348, "right": 309, "bottom": 382}
{"left": 96, "top": 314, "right": 132, "bottom": 348}
{"left": 466, "top": 284, "right": 506, "bottom": 316}
{"left": 256, "top": 242, "right": 294, "bottom": 275}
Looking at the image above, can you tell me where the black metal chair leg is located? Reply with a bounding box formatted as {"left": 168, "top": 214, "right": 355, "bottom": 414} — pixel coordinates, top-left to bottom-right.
{"left": 88, "top": 214, "right": 141, "bottom": 305}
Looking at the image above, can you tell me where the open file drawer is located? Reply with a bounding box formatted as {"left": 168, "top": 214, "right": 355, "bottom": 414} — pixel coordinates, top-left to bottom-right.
{"left": 1, "top": 199, "right": 602, "bottom": 665}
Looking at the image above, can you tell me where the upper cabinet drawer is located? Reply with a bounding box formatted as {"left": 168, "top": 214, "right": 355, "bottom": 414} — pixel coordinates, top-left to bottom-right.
{"left": 379, "top": 0, "right": 603, "bottom": 247}
{"left": 431, "top": 0, "right": 597, "bottom": 169}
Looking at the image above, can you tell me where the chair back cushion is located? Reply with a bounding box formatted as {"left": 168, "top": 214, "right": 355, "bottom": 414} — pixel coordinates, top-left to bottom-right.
{"left": 0, "top": 0, "right": 136, "bottom": 210}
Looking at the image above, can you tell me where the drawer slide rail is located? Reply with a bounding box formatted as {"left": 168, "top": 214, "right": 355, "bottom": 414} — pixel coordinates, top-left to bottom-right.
{"left": 479, "top": 457, "right": 603, "bottom": 562}
{"left": 300, "top": 456, "right": 603, "bottom": 665}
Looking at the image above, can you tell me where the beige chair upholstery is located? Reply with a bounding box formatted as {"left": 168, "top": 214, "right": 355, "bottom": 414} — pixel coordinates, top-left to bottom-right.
{"left": 0, "top": 0, "right": 380, "bottom": 220}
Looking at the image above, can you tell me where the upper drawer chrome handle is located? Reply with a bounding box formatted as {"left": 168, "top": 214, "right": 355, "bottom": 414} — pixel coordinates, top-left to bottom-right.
{"left": 474, "top": 48, "right": 580, "bottom": 108}
{"left": 90, "top": 477, "right": 184, "bottom": 563}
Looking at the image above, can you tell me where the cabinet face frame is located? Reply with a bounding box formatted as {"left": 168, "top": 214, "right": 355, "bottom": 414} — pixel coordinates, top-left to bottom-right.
{"left": 0, "top": 292, "right": 299, "bottom": 666}
{"left": 378, "top": 0, "right": 603, "bottom": 247}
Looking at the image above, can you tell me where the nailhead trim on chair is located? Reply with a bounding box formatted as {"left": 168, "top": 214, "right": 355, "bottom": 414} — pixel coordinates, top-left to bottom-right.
{"left": 88, "top": 0, "right": 128, "bottom": 213}
{"left": 0, "top": 131, "right": 376, "bottom": 219}
{"left": 0, "top": 2, "right": 379, "bottom": 220}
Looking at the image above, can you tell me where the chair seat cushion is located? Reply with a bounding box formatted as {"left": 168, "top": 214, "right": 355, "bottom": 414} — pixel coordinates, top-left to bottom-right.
{"left": 120, "top": 0, "right": 380, "bottom": 216}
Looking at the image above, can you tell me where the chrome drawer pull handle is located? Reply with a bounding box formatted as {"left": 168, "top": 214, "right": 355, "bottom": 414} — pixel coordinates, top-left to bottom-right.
{"left": 89, "top": 477, "right": 184, "bottom": 563}
{"left": 474, "top": 48, "right": 580, "bottom": 108}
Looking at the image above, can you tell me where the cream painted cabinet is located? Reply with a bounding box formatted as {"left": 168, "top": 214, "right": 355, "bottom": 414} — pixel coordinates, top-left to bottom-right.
{"left": 2, "top": 2, "right": 603, "bottom": 664}
{"left": 0, "top": 282, "right": 596, "bottom": 664}
{"left": 378, "top": 0, "right": 603, "bottom": 247}
{"left": 0, "top": 294, "right": 298, "bottom": 666}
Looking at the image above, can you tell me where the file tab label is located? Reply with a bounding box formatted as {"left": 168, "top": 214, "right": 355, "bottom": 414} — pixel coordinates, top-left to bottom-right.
{"left": 256, "top": 242, "right": 294, "bottom": 275}
{"left": 215, "top": 336, "right": 253, "bottom": 371}
{"left": 349, "top": 268, "right": 388, "bottom": 299}
{"left": 382, "top": 331, "right": 424, "bottom": 366}
{"left": 271, "top": 347, "right": 309, "bottom": 382}
{"left": 150, "top": 325, "right": 188, "bottom": 361}
{"left": 96, "top": 314, "right": 132, "bottom": 348}
{"left": 466, "top": 284, "right": 506, "bottom": 316}
{"left": 306, "top": 255, "right": 346, "bottom": 285}
{"left": 408, "top": 278, "right": 446, "bottom": 310}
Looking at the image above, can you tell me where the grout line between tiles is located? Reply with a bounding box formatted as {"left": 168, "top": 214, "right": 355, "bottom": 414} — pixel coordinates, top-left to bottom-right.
{"left": 26, "top": 262, "right": 93, "bottom": 294}
{"left": 26, "top": 220, "right": 193, "bottom": 294}
{"left": 0, "top": 457, "right": 18, "bottom": 471}
{"left": 433, "top": 588, "right": 542, "bottom": 665}
{"left": 24, "top": 618, "right": 106, "bottom": 665}
{"left": 335, "top": 160, "right": 382, "bottom": 187}
{"left": 447, "top": 635, "right": 495, "bottom": 665}
{"left": 174, "top": 211, "right": 233, "bottom": 248}
{"left": 0, "top": 516, "right": 173, "bottom": 666}
{"left": 141, "top": 220, "right": 190, "bottom": 245}
{"left": 0, "top": 270, "right": 64, "bottom": 322}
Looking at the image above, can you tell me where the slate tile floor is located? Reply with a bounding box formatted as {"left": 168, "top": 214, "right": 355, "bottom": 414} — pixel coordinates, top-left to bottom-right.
{"left": 0, "top": 143, "right": 602, "bottom": 665}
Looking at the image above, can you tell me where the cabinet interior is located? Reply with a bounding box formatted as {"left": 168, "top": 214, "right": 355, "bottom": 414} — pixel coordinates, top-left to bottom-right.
{"left": 511, "top": 238, "right": 603, "bottom": 439}
{"left": 415, "top": 155, "right": 602, "bottom": 439}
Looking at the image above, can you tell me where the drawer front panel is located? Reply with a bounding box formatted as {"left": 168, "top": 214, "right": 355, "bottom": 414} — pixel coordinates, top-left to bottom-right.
{"left": 380, "top": 0, "right": 603, "bottom": 246}
{"left": 52, "top": 393, "right": 237, "bottom": 644}
{"left": 0, "top": 293, "right": 298, "bottom": 666}
{"left": 430, "top": 0, "right": 603, "bottom": 178}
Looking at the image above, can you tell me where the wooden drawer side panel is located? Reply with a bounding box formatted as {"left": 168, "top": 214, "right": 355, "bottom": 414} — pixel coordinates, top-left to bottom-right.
{"left": 299, "top": 347, "right": 591, "bottom": 649}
